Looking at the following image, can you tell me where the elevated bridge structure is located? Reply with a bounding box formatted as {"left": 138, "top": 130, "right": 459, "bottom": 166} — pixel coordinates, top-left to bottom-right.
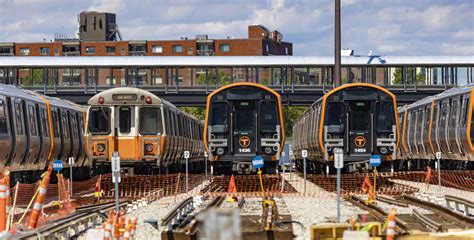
{"left": 0, "top": 55, "right": 472, "bottom": 106}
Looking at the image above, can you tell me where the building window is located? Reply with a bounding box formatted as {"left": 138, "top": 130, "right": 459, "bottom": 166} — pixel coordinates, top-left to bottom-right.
{"left": 0, "top": 47, "right": 14, "bottom": 55}
{"left": 172, "top": 45, "right": 183, "bottom": 53}
{"left": 152, "top": 76, "right": 163, "bottom": 85}
{"left": 106, "top": 46, "right": 116, "bottom": 54}
{"left": 106, "top": 76, "right": 116, "bottom": 85}
{"left": 121, "top": 48, "right": 126, "bottom": 55}
{"left": 265, "top": 44, "right": 269, "bottom": 52}
{"left": 285, "top": 47, "right": 289, "bottom": 55}
{"left": 20, "top": 48, "right": 30, "bottom": 56}
{"left": 40, "top": 47, "right": 50, "bottom": 55}
{"left": 54, "top": 48, "right": 59, "bottom": 54}
{"left": 188, "top": 47, "right": 193, "bottom": 55}
{"left": 85, "top": 46, "right": 96, "bottom": 54}
{"left": 220, "top": 44, "right": 230, "bottom": 52}
{"left": 152, "top": 45, "right": 163, "bottom": 53}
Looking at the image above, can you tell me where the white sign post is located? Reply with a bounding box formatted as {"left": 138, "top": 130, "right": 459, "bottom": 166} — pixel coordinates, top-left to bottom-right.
{"left": 334, "top": 148, "right": 344, "bottom": 223}
{"left": 68, "top": 157, "right": 74, "bottom": 197}
{"left": 436, "top": 152, "right": 442, "bottom": 193}
{"left": 111, "top": 152, "right": 121, "bottom": 213}
{"left": 302, "top": 150, "right": 308, "bottom": 194}
{"left": 184, "top": 151, "right": 190, "bottom": 193}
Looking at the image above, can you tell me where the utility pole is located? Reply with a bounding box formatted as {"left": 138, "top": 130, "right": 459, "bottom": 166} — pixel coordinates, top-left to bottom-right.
{"left": 335, "top": 0, "right": 341, "bottom": 87}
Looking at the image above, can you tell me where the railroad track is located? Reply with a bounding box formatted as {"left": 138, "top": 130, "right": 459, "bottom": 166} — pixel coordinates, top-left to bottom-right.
{"left": 445, "top": 194, "right": 474, "bottom": 216}
{"left": 402, "top": 194, "right": 474, "bottom": 229}
{"left": 15, "top": 201, "right": 130, "bottom": 239}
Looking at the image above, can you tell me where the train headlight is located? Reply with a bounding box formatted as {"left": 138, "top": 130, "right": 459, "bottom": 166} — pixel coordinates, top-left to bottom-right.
{"left": 216, "top": 147, "right": 225, "bottom": 156}
{"left": 379, "top": 147, "right": 388, "bottom": 155}
{"left": 145, "top": 144, "right": 153, "bottom": 152}
{"left": 264, "top": 147, "right": 273, "bottom": 155}
{"left": 97, "top": 144, "right": 105, "bottom": 152}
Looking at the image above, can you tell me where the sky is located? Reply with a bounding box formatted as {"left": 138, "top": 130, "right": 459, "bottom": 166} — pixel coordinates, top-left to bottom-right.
{"left": 0, "top": 0, "right": 473, "bottom": 56}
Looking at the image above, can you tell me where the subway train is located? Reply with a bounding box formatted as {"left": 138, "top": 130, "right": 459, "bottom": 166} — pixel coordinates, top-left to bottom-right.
{"left": 292, "top": 83, "right": 399, "bottom": 172}
{"left": 0, "top": 83, "right": 88, "bottom": 182}
{"left": 85, "top": 87, "right": 204, "bottom": 173}
{"left": 203, "top": 82, "right": 284, "bottom": 174}
{"left": 398, "top": 84, "right": 474, "bottom": 169}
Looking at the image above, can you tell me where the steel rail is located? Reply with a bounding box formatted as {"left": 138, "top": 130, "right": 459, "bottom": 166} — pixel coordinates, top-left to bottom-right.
{"left": 403, "top": 195, "right": 474, "bottom": 227}
{"left": 16, "top": 201, "right": 129, "bottom": 239}
{"left": 412, "top": 209, "right": 443, "bottom": 232}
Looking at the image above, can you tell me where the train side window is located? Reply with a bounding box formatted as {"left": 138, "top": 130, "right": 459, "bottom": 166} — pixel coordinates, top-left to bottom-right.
{"left": 439, "top": 101, "right": 448, "bottom": 131}
{"left": 78, "top": 115, "right": 84, "bottom": 136}
{"left": 39, "top": 108, "right": 49, "bottom": 137}
{"left": 70, "top": 113, "right": 78, "bottom": 139}
{"left": 260, "top": 101, "right": 278, "bottom": 133}
{"left": 210, "top": 103, "right": 228, "bottom": 133}
{"left": 376, "top": 102, "right": 394, "bottom": 133}
{"left": 461, "top": 96, "right": 469, "bottom": 127}
{"left": 449, "top": 99, "right": 458, "bottom": 129}
{"left": 0, "top": 100, "right": 7, "bottom": 134}
{"left": 62, "top": 112, "right": 69, "bottom": 139}
{"left": 325, "top": 102, "right": 344, "bottom": 133}
{"left": 14, "top": 102, "right": 24, "bottom": 135}
{"left": 28, "top": 105, "right": 38, "bottom": 136}
{"left": 424, "top": 106, "right": 431, "bottom": 131}
{"left": 139, "top": 107, "right": 163, "bottom": 135}
{"left": 119, "top": 107, "right": 131, "bottom": 134}
{"left": 51, "top": 110, "right": 60, "bottom": 137}
{"left": 89, "top": 107, "right": 110, "bottom": 134}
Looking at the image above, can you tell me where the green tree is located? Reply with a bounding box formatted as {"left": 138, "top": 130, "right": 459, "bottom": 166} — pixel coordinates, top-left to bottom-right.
{"left": 392, "top": 67, "right": 426, "bottom": 85}
{"left": 21, "top": 69, "right": 43, "bottom": 86}
{"left": 283, "top": 106, "right": 307, "bottom": 137}
{"left": 180, "top": 106, "right": 206, "bottom": 120}
{"left": 196, "top": 70, "right": 231, "bottom": 86}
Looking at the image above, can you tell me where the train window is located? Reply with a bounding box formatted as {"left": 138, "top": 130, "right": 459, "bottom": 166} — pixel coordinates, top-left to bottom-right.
{"left": 62, "top": 112, "right": 69, "bottom": 139}
{"left": 14, "top": 102, "right": 24, "bottom": 135}
{"left": 0, "top": 101, "right": 7, "bottom": 134}
{"left": 376, "top": 102, "right": 394, "bottom": 133}
{"left": 424, "top": 106, "right": 431, "bottom": 132}
{"left": 78, "top": 115, "right": 85, "bottom": 136}
{"left": 52, "top": 110, "right": 60, "bottom": 137}
{"left": 89, "top": 107, "right": 110, "bottom": 134}
{"left": 235, "top": 101, "right": 255, "bottom": 133}
{"left": 449, "top": 99, "right": 458, "bottom": 129}
{"left": 325, "top": 102, "right": 344, "bottom": 133}
{"left": 28, "top": 105, "right": 38, "bottom": 136}
{"left": 70, "top": 113, "right": 78, "bottom": 139}
{"left": 39, "top": 108, "right": 49, "bottom": 137}
{"left": 210, "top": 103, "right": 228, "bottom": 133}
{"left": 461, "top": 96, "right": 468, "bottom": 127}
{"left": 260, "top": 101, "right": 278, "bottom": 133}
{"left": 439, "top": 102, "right": 447, "bottom": 131}
{"left": 119, "top": 107, "right": 131, "bottom": 134}
{"left": 139, "top": 107, "right": 163, "bottom": 135}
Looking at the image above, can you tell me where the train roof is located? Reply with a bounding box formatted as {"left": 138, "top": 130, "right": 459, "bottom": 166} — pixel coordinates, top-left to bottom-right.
{"left": 306, "top": 83, "right": 397, "bottom": 112}
{"left": 88, "top": 87, "right": 199, "bottom": 121}
{"left": 207, "top": 82, "right": 281, "bottom": 99}
{"left": 399, "top": 84, "right": 473, "bottom": 111}
{"left": 0, "top": 83, "right": 44, "bottom": 103}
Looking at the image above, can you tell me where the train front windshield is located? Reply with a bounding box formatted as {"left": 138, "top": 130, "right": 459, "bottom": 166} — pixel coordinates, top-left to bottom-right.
{"left": 89, "top": 107, "right": 110, "bottom": 134}
{"left": 376, "top": 102, "right": 395, "bottom": 134}
{"left": 139, "top": 107, "right": 163, "bottom": 135}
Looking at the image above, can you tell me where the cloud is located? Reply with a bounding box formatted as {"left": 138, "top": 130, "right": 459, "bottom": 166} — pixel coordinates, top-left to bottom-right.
{"left": 0, "top": 0, "right": 472, "bottom": 55}
{"left": 87, "top": 0, "right": 125, "bottom": 13}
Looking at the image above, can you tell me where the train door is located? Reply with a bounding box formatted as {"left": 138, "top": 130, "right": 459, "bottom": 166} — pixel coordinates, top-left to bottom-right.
{"left": 233, "top": 100, "right": 256, "bottom": 155}
{"left": 347, "top": 101, "right": 373, "bottom": 156}
{"left": 115, "top": 106, "right": 137, "bottom": 160}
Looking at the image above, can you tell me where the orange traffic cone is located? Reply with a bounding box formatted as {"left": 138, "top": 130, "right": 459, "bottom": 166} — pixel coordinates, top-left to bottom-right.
{"left": 227, "top": 175, "right": 238, "bottom": 202}
{"left": 0, "top": 177, "right": 7, "bottom": 232}
{"left": 27, "top": 167, "right": 52, "bottom": 230}
{"left": 386, "top": 209, "right": 397, "bottom": 240}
